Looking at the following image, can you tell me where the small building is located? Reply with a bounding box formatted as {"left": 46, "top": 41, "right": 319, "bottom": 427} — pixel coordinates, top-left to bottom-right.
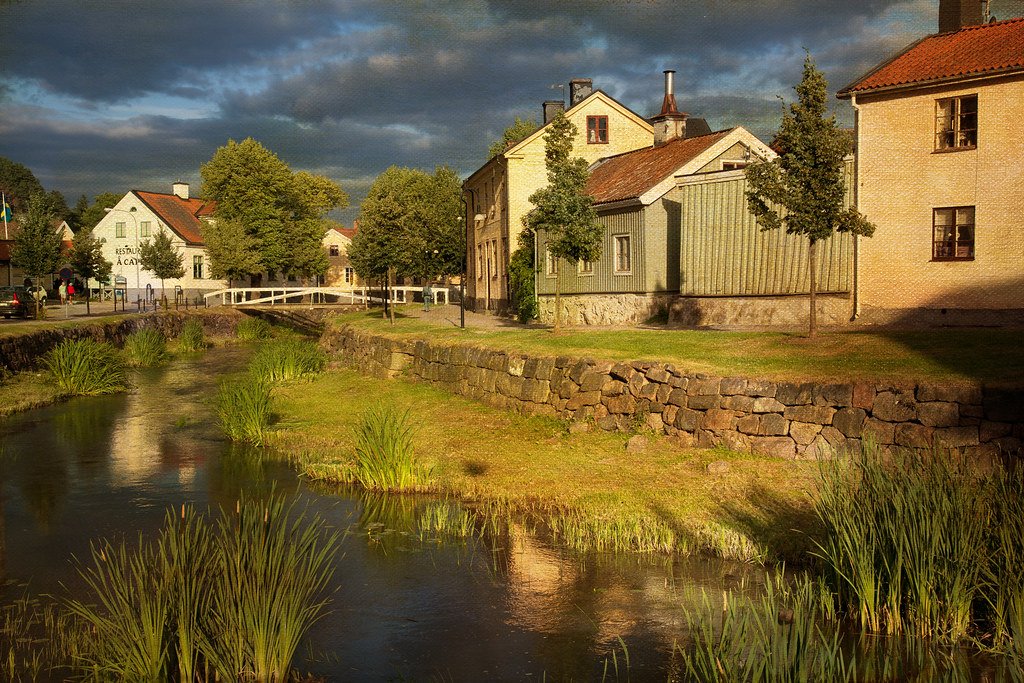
{"left": 0, "top": 219, "right": 74, "bottom": 289}
{"left": 837, "top": 1, "right": 1024, "bottom": 324}
{"left": 322, "top": 225, "right": 360, "bottom": 287}
{"left": 92, "top": 182, "right": 226, "bottom": 300}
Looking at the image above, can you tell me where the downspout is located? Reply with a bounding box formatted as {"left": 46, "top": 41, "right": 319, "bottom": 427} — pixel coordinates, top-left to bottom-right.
{"left": 533, "top": 229, "right": 540, "bottom": 319}
{"left": 851, "top": 94, "right": 862, "bottom": 321}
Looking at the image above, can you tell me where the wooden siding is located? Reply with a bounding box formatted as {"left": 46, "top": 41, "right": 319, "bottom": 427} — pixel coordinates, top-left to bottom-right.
{"left": 677, "top": 166, "right": 853, "bottom": 296}
{"left": 536, "top": 209, "right": 646, "bottom": 294}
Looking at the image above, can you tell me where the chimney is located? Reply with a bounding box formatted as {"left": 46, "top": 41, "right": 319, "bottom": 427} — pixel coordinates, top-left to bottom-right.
{"left": 172, "top": 181, "right": 190, "bottom": 200}
{"left": 939, "top": 0, "right": 983, "bottom": 32}
{"left": 543, "top": 99, "right": 565, "bottom": 124}
{"left": 569, "top": 78, "right": 593, "bottom": 107}
{"left": 649, "top": 70, "right": 688, "bottom": 145}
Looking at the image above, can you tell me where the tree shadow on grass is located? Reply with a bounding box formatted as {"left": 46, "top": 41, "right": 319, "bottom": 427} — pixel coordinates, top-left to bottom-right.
{"left": 713, "top": 483, "right": 823, "bottom": 566}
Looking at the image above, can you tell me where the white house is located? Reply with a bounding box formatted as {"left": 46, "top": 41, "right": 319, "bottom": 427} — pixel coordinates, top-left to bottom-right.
{"left": 92, "top": 182, "right": 226, "bottom": 300}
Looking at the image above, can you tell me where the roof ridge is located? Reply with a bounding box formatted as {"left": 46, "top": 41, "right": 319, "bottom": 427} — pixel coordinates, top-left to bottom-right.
{"left": 938, "top": 14, "right": 1024, "bottom": 35}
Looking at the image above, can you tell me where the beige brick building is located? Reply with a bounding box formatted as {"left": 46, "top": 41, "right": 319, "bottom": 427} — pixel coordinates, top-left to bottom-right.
{"left": 463, "top": 79, "right": 653, "bottom": 312}
{"left": 838, "top": 8, "right": 1024, "bottom": 324}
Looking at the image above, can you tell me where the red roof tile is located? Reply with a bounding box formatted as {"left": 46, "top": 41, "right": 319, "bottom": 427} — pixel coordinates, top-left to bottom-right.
{"left": 586, "top": 130, "right": 731, "bottom": 205}
{"left": 135, "top": 191, "right": 217, "bottom": 245}
{"left": 839, "top": 17, "right": 1024, "bottom": 96}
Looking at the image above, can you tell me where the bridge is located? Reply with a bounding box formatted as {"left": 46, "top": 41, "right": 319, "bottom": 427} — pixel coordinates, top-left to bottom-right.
{"left": 203, "top": 285, "right": 452, "bottom": 308}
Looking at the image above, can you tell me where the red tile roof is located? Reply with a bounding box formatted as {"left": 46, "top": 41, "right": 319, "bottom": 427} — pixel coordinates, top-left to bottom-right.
{"left": 135, "top": 191, "right": 216, "bottom": 245}
{"left": 337, "top": 227, "right": 357, "bottom": 240}
{"left": 839, "top": 17, "right": 1024, "bottom": 96}
{"left": 586, "top": 130, "right": 732, "bottom": 205}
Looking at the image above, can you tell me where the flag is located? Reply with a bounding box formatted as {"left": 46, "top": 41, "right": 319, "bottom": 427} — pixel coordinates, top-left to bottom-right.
{"left": 0, "top": 199, "right": 10, "bottom": 223}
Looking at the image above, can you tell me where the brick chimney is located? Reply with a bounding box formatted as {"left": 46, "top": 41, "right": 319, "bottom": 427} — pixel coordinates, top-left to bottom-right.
{"left": 649, "top": 70, "right": 688, "bottom": 146}
{"left": 172, "top": 181, "right": 190, "bottom": 200}
{"left": 939, "top": 0, "right": 983, "bottom": 32}
{"left": 569, "top": 78, "right": 593, "bottom": 107}
{"left": 543, "top": 100, "right": 565, "bottom": 124}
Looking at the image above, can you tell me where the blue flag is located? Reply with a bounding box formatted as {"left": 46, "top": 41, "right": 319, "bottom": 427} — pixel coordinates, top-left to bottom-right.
{"left": 0, "top": 202, "right": 10, "bottom": 223}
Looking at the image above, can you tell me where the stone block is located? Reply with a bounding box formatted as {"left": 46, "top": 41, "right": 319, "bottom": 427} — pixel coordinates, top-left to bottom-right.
{"left": 667, "top": 388, "right": 689, "bottom": 407}
{"left": 745, "top": 379, "right": 778, "bottom": 398}
{"left": 687, "top": 376, "right": 721, "bottom": 396}
{"left": 669, "top": 375, "right": 688, "bottom": 389}
{"left": 606, "top": 394, "right": 637, "bottom": 415}
{"left": 566, "top": 391, "right": 602, "bottom": 410}
{"left": 862, "top": 418, "right": 896, "bottom": 446}
{"left": 625, "top": 435, "right": 648, "bottom": 452}
{"left": 917, "top": 401, "right": 959, "bottom": 428}
{"left": 790, "top": 421, "right": 822, "bottom": 446}
{"left": 852, "top": 383, "right": 875, "bottom": 410}
{"left": 832, "top": 407, "right": 867, "bottom": 437}
{"left": 639, "top": 382, "right": 660, "bottom": 401}
{"left": 721, "top": 395, "right": 756, "bottom": 412}
{"left": 579, "top": 371, "right": 609, "bottom": 392}
{"left": 558, "top": 377, "right": 578, "bottom": 399}
{"left": 737, "top": 414, "right": 760, "bottom": 435}
{"left": 814, "top": 384, "right": 854, "bottom": 407}
{"left": 663, "top": 405, "right": 678, "bottom": 426}
{"left": 521, "top": 357, "right": 539, "bottom": 378}
{"left": 535, "top": 357, "right": 556, "bottom": 380}
{"left": 645, "top": 367, "right": 671, "bottom": 384}
{"left": 759, "top": 412, "right": 790, "bottom": 436}
{"left": 645, "top": 412, "right": 666, "bottom": 433}
{"left": 521, "top": 379, "right": 550, "bottom": 404}
{"left": 594, "top": 404, "right": 609, "bottom": 420}
{"left": 628, "top": 372, "right": 647, "bottom": 397}
{"left": 697, "top": 430, "right": 721, "bottom": 448}
{"left": 933, "top": 426, "right": 979, "bottom": 449}
{"left": 688, "top": 394, "right": 720, "bottom": 410}
{"left": 752, "top": 397, "right": 786, "bottom": 413}
{"left": 961, "top": 404, "right": 985, "bottom": 419}
{"left": 750, "top": 436, "right": 796, "bottom": 459}
{"left": 610, "top": 363, "right": 634, "bottom": 382}
{"left": 657, "top": 384, "right": 673, "bottom": 404}
{"left": 674, "top": 431, "right": 696, "bottom": 448}
{"left": 776, "top": 382, "right": 814, "bottom": 406}
{"left": 872, "top": 391, "right": 918, "bottom": 422}
{"left": 894, "top": 423, "right": 933, "bottom": 449}
{"left": 720, "top": 431, "right": 751, "bottom": 453}
{"left": 674, "top": 408, "right": 702, "bottom": 432}
{"left": 784, "top": 405, "right": 835, "bottom": 425}
{"left": 597, "top": 415, "right": 620, "bottom": 432}
{"left": 602, "top": 380, "right": 627, "bottom": 397}
{"left": 702, "top": 408, "right": 737, "bottom": 431}
{"left": 648, "top": 401, "right": 665, "bottom": 414}
{"left": 568, "top": 359, "right": 590, "bottom": 384}
{"left": 917, "top": 383, "right": 983, "bottom": 405}
{"left": 980, "top": 421, "right": 1013, "bottom": 442}
{"left": 720, "top": 377, "right": 747, "bottom": 395}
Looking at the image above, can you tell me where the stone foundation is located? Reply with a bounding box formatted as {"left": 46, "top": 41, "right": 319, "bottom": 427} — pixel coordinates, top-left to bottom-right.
{"left": 855, "top": 305, "right": 1024, "bottom": 328}
{"left": 537, "top": 293, "right": 674, "bottom": 326}
{"left": 670, "top": 294, "right": 852, "bottom": 327}
{"left": 321, "top": 325, "right": 1024, "bottom": 459}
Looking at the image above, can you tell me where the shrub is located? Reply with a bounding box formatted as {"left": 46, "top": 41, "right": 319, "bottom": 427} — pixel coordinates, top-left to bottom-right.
{"left": 235, "top": 316, "right": 272, "bottom": 341}
{"left": 215, "top": 376, "right": 273, "bottom": 446}
{"left": 43, "top": 339, "right": 130, "bottom": 396}
{"left": 122, "top": 328, "right": 167, "bottom": 368}
{"left": 176, "top": 318, "right": 207, "bottom": 352}
{"left": 508, "top": 236, "right": 538, "bottom": 323}
{"left": 353, "top": 403, "right": 431, "bottom": 492}
{"left": 248, "top": 338, "right": 326, "bottom": 384}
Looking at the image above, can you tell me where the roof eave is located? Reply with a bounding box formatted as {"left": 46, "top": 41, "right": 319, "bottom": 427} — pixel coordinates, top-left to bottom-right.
{"left": 838, "top": 65, "right": 1024, "bottom": 99}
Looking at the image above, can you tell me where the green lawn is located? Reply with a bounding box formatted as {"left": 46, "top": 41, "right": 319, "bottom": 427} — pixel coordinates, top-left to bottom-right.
{"left": 330, "top": 308, "right": 1023, "bottom": 386}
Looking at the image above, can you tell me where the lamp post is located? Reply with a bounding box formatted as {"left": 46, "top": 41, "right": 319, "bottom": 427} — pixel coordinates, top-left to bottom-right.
{"left": 104, "top": 206, "right": 139, "bottom": 304}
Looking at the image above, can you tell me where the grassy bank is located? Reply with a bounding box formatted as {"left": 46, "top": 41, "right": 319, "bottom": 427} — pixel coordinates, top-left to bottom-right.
{"left": 328, "top": 308, "right": 1024, "bottom": 386}
{"left": 271, "top": 367, "right": 820, "bottom": 562}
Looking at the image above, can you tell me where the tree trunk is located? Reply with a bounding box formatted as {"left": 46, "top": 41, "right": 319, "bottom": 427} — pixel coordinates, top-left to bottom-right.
{"left": 553, "top": 257, "right": 562, "bottom": 333}
{"left": 388, "top": 267, "right": 395, "bottom": 325}
{"left": 808, "top": 239, "right": 817, "bottom": 339}
{"left": 85, "top": 277, "right": 91, "bottom": 315}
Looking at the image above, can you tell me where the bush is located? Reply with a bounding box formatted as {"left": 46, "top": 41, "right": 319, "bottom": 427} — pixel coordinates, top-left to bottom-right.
{"left": 215, "top": 376, "right": 273, "bottom": 446}
{"left": 122, "top": 328, "right": 167, "bottom": 368}
{"left": 235, "top": 316, "right": 272, "bottom": 341}
{"left": 508, "top": 238, "right": 538, "bottom": 323}
{"left": 176, "top": 318, "right": 207, "bottom": 352}
{"left": 43, "top": 339, "right": 130, "bottom": 396}
{"left": 248, "top": 338, "right": 326, "bottom": 384}
{"left": 353, "top": 403, "right": 431, "bottom": 492}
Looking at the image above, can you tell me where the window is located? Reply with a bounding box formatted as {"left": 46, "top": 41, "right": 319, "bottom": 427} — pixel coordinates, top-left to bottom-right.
{"left": 932, "top": 207, "right": 975, "bottom": 260}
{"left": 140, "top": 221, "right": 151, "bottom": 238}
{"left": 935, "top": 95, "right": 977, "bottom": 150}
{"left": 722, "top": 161, "right": 749, "bottom": 171}
{"left": 477, "top": 243, "right": 484, "bottom": 280}
{"left": 490, "top": 240, "right": 499, "bottom": 279}
{"left": 115, "top": 221, "right": 126, "bottom": 238}
{"left": 329, "top": 244, "right": 340, "bottom": 257}
{"left": 587, "top": 115, "right": 608, "bottom": 144}
{"left": 192, "top": 255, "right": 204, "bottom": 279}
{"left": 614, "top": 235, "right": 631, "bottom": 274}
{"left": 579, "top": 259, "right": 594, "bottom": 275}
{"left": 545, "top": 250, "right": 557, "bottom": 277}
{"left": 344, "top": 267, "right": 354, "bottom": 284}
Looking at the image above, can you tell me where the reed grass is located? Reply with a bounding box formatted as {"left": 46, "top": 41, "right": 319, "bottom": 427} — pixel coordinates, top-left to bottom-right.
{"left": 248, "top": 338, "right": 327, "bottom": 383}
{"left": 417, "top": 499, "right": 479, "bottom": 541}
{"left": 236, "top": 316, "right": 273, "bottom": 341}
{"left": 216, "top": 376, "right": 273, "bottom": 446}
{"left": 813, "top": 444, "right": 1024, "bottom": 646}
{"left": 122, "top": 328, "right": 168, "bottom": 368}
{"left": 176, "top": 317, "right": 207, "bottom": 352}
{"left": 43, "top": 338, "right": 130, "bottom": 396}
{"left": 546, "top": 508, "right": 676, "bottom": 554}
{"left": 353, "top": 403, "right": 432, "bottom": 492}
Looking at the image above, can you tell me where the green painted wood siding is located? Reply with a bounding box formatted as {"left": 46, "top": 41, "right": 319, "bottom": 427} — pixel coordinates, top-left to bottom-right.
{"left": 536, "top": 209, "right": 646, "bottom": 294}
{"left": 677, "top": 164, "right": 853, "bottom": 296}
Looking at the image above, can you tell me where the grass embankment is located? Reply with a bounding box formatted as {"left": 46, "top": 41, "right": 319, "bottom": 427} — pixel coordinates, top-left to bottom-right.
{"left": 330, "top": 308, "right": 1024, "bottom": 386}
{"left": 271, "top": 367, "right": 819, "bottom": 562}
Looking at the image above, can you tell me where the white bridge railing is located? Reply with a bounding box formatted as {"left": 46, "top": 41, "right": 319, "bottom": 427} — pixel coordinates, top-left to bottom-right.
{"left": 204, "top": 286, "right": 449, "bottom": 307}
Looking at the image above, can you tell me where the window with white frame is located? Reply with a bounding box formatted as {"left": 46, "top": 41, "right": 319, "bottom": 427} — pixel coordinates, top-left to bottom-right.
{"left": 115, "top": 221, "right": 126, "bottom": 238}
{"left": 192, "top": 255, "right": 204, "bottom": 279}
{"left": 546, "top": 249, "right": 557, "bottom": 277}
{"left": 932, "top": 206, "right": 975, "bottom": 260}
{"left": 344, "top": 267, "right": 354, "bottom": 284}
{"left": 140, "top": 221, "right": 151, "bottom": 238}
{"left": 329, "top": 244, "right": 340, "bottom": 257}
{"left": 935, "top": 95, "right": 977, "bottom": 150}
{"left": 578, "top": 259, "right": 594, "bottom": 275}
{"left": 613, "top": 235, "right": 631, "bottom": 274}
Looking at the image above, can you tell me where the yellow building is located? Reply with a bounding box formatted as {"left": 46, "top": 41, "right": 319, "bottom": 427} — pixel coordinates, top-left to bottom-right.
{"left": 838, "top": 9, "right": 1024, "bottom": 324}
{"left": 463, "top": 78, "right": 653, "bottom": 313}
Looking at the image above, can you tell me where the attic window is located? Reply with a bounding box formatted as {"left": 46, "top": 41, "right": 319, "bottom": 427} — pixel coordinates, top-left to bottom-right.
{"left": 587, "top": 116, "right": 608, "bottom": 144}
{"left": 722, "top": 161, "right": 749, "bottom": 171}
{"left": 935, "top": 95, "right": 977, "bottom": 150}
{"left": 329, "top": 244, "right": 340, "bottom": 257}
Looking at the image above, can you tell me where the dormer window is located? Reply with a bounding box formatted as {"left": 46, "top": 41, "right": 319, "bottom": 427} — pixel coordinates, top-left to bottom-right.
{"left": 935, "top": 95, "right": 977, "bottom": 150}
{"left": 587, "top": 116, "right": 608, "bottom": 144}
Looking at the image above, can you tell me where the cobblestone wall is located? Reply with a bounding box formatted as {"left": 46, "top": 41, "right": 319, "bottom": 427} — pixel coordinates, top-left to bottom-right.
{"left": 322, "top": 326, "right": 1024, "bottom": 459}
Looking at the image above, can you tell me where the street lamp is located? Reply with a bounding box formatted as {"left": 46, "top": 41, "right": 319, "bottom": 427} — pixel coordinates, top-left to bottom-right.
{"left": 104, "top": 206, "right": 139, "bottom": 304}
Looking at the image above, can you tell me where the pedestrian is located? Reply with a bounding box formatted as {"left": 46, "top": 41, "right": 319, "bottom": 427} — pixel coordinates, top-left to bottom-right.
{"left": 67, "top": 282, "right": 75, "bottom": 303}
{"left": 422, "top": 282, "right": 432, "bottom": 312}
{"left": 59, "top": 281, "right": 67, "bottom": 305}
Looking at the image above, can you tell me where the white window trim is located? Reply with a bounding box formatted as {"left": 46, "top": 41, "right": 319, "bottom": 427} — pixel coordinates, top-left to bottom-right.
{"left": 613, "top": 234, "right": 632, "bottom": 275}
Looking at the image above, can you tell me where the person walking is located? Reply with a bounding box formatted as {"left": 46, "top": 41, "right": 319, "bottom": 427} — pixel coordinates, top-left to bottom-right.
{"left": 59, "top": 281, "right": 67, "bottom": 306}
{"left": 67, "top": 282, "right": 75, "bottom": 303}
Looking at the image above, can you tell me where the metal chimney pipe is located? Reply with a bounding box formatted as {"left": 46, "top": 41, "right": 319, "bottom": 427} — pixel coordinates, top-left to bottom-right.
{"left": 664, "top": 70, "right": 675, "bottom": 98}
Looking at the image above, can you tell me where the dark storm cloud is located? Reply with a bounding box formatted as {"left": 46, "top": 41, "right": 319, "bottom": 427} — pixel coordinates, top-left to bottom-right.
{"left": 1, "top": 0, "right": 1022, "bottom": 224}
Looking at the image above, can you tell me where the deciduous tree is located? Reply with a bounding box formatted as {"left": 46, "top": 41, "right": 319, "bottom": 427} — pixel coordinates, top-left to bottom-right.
{"left": 11, "top": 194, "right": 64, "bottom": 317}
{"left": 525, "top": 111, "right": 602, "bottom": 332}
{"left": 201, "top": 218, "right": 263, "bottom": 289}
{"left": 139, "top": 229, "right": 185, "bottom": 305}
{"left": 488, "top": 116, "right": 538, "bottom": 158}
{"left": 68, "top": 228, "right": 113, "bottom": 314}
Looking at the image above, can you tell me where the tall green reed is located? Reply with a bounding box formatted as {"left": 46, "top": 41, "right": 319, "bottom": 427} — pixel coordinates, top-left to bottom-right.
{"left": 353, "top": 403, "right": 431, "bottom": 492}
{"left": 122, "top": 328, "right": 168, "bottom": 367}
{"left": 236, "top": 316, "right": 273, "bottom": 341}
{"left": 43, "top": 338, "right": 130, "bottom": 396}
{"left": 176, "top": 317, "right": 207, "bottom": 352}
{"left": 248, "top": 338, "right": 326, "bottom": 383}
{"left": 216, "top": 376, "right": 273, "bottom": 446}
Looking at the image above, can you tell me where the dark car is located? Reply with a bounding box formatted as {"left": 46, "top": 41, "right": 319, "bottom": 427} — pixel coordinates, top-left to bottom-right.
{"left": 0, "top": 286, "right": 30, "bottom": 318}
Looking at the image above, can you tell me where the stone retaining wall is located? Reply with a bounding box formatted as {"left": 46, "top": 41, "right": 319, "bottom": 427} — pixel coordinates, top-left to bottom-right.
{"left": 323, "top": 325, "right": 1024, "bottom": 459}
{"left": 0, "top": 310, "right": 242, "bottom": 372}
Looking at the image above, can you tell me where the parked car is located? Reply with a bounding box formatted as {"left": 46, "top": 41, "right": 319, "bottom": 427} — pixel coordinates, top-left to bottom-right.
{"left": 0, "top": 286, "right": 29, "bottom": 318}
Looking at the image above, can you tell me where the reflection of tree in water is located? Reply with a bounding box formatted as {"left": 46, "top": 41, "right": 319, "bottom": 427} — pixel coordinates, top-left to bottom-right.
{"left": 204, "top": 443, "right": 299, "bottom": 512}
{"left": 51, "top": 394, "right": 122, "bottom": 480}
{"left": 9, "top": 447, "right": 70, "bottom": 533}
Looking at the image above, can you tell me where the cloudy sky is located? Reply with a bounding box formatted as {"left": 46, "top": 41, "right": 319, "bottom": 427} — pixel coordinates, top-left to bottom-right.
{"left": 1, "top": 0, "right": 1022, "bottom": 224}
